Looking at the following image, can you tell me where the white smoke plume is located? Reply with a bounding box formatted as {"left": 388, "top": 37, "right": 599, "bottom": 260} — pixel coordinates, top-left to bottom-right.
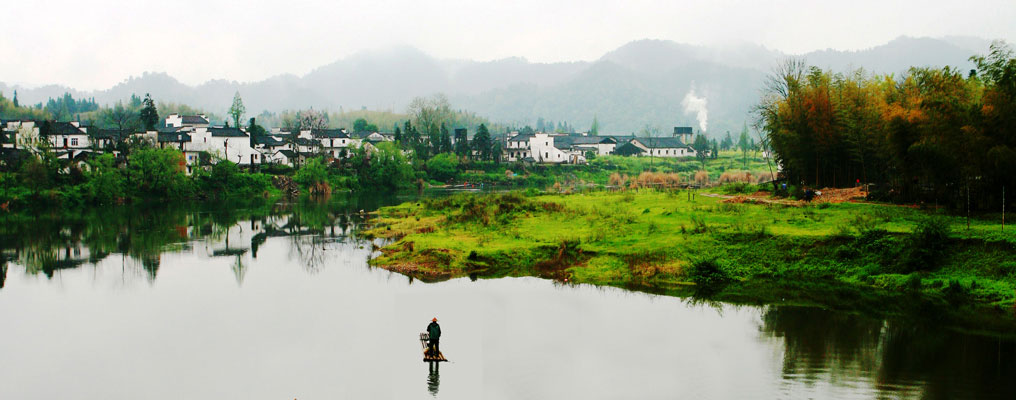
{"left": 681, "top": 85, "right": 708, "bottom": 132}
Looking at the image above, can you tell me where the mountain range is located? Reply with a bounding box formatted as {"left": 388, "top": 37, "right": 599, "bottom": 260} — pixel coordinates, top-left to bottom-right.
{"left": 1, "top": 36, "right": 992, "bottom": 136}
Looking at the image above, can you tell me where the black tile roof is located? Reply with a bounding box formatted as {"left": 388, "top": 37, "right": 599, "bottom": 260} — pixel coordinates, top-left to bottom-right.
{"left": 612, "top": 142, "right": 646, "bottom": 156}
{"left": 507, "top": 133, "right": 534, "bottom": 142}
{"left": 89, "top": 129, "right": 121, "bottom": 139}
{"left": 566, "top": 135, "right": 616, "bottom": 145}
{"left": 253, "top": 135, "right": 285, "bottom": 146}
{"left": 674, "top": 127, "right": 694, "bottom": 135}
{"left": 276, "top": 149, "right": 298, "bottom": 159}
{"left": 181, "top": 115, "right": 209, "bottom": 125}
{"left": 49, "top": 122, "right": 86, "bottom": 136}
{"left": 633, "top": 137, "right": 690, "bottom": 149}
{"left": 208, "top": 127, "right": 248, "bottom": 137}
{"left": 158, "top": 132, "right": 192, "bottom": 143}
{"left": 311, "top": 128, "right": 349, "bottom": 138}
{"left": 274, "top": 149, "right": 296, "bottom": 158}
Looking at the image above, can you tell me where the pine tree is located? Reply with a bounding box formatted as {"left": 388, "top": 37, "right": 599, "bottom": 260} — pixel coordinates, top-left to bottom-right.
{"left": 439, "top": 123, "right": 452, "bottom": 154}
{"left": 428, "top": 123, "right": 440, "bottom": 156}
{"left": 229, "top": 91, "right": 246, "bottom": 128}
{"left": 12, "top": 90, "right": 18, "bottom": 108}
{"left": 139, "top": 93, "right": 159, "bottom": 131}
{"left": 472, "top": 124, "right": 492, "bottom": 161}
{"left": 738, "top": 123, "right": 750, "bottom": 169}
{"left": 454, "top": 128, "right": 470, "bottom": 157}
{"left": 590, "top": 115, "right": 600, "bottom": 136}
{"left": 721, "top": 131, "right": 734, "bottom": 151}
{"left": 693, "top": 134, "right": 711, "bottom": 168}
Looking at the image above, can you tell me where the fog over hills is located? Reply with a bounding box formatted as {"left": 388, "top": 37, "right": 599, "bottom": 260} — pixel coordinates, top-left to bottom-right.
{"left": 1, "top": 36, "right": 993, "bottom": 135}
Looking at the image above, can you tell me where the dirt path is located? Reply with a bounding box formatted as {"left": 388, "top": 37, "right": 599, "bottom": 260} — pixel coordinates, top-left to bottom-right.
{"left": 702, "top": 186, "right": 868, "bottom": 207}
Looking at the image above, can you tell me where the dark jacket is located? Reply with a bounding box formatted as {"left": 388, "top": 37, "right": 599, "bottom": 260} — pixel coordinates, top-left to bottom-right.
{"left": 427, "top": 321, "right": 441, "bottom": 340}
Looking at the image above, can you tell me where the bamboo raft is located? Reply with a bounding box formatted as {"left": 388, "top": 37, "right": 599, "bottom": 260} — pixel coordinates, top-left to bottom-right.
{"left": 420, "top": 333, "right": 448, "bottom": 362}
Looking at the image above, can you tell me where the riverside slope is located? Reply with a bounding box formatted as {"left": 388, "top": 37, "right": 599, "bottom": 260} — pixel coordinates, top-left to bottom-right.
{"left": 365, "top": 190, "right": 1016, "bottom": 335}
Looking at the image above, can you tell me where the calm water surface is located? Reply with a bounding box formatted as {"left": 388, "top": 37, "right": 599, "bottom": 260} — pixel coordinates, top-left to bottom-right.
{"left": 1, "top": 194, "right": 1013, "bottom": 399}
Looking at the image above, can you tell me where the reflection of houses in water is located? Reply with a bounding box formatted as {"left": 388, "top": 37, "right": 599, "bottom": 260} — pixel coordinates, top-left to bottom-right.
{"left": 3, "top": 207, "right": 373, "bottom": 286}
{"left": 18, "top": 240, "right": 97, "bottom": 278}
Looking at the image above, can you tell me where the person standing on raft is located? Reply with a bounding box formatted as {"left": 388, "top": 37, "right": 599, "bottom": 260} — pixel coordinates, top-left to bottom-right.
{"left": 427, "top": 318, "right": 442, "bottom": 356}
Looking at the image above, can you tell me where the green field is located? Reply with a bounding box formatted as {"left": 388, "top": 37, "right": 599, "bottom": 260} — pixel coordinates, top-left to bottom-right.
{"left": 366, "top": 189, "right": 1016, "bottom": 333}
{"left": 452, "top": 151, "right": 775, "bottom": 189}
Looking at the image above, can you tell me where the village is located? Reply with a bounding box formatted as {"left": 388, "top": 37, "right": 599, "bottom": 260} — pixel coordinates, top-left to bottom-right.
{"left": 1, "top": 114, "right": 700, "bottom": 173}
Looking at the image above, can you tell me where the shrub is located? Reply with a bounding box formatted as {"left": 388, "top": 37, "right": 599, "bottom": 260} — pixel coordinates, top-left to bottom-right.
{"left": 426, "top": 153, "right": 459, "bottom": 182}
{"left": 293, "top": 158, "right": 330, "bottom": 189}
{"left": 694, "top": 170, "right": 709, "bottom": 186}
{"left": 718, "top": 170, "right": 753, "bottom": 184}
{"left": 902, "top": 217, "right": 952, "bottom": 272}
{"left": 718, "top": 182, "right": 755, "bottom": 195}
{"left": 687, "top": 258, "right": 730, "bottom": 286}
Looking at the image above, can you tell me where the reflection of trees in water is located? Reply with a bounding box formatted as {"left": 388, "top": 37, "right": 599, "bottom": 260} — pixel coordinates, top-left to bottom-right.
{"left": 139, "top": 253, "right": 161, "bottom": 281}
{"left": 288, "top": 234, "right": 328, "bottom": 273}
{"left": 0, "top": 192, "right": 416, "bottom": 284}
{"left": 760, "top": 306, "right": 1016, "bottom": 399}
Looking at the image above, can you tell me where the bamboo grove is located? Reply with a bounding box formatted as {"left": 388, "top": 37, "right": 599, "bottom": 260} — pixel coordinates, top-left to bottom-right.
{"left": 757, "top": 42, "right": 1016, "bottom": 210}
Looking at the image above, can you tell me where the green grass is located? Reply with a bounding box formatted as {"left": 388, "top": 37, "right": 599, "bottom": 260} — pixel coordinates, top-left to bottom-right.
{"left": 441, "top": 152, "right": 774, "bottom": 188}
{"left": 366, "top": 189, "right": 1016, "bottom": 333}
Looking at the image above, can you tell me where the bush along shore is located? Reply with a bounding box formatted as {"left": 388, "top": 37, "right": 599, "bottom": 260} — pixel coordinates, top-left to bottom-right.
{"left": 364, "top": 190, "right": 1016, "bottom": 335}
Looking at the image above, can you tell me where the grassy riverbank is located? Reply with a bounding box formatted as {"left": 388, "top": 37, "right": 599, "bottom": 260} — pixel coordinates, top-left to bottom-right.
{"left": 366, "top": 190, "right": 1016, "bottom": 332}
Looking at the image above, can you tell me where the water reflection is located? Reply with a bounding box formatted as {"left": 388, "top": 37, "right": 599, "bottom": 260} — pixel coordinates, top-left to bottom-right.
{"left": 761, "top": 306, "right": 1016, "bottom": 399}
{"left": 427, "top": 362, "right": 441, "bottom": 396}
{"left": 0, "top": 192, "right": 411, "bottom": 287}
{"left": 2, "top": 192, "right": 1015, "bottom": 399}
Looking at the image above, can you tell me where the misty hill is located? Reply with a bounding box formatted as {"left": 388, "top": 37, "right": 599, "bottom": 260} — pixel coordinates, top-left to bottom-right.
{"left": 2, "top": 36, "right": 992, "bottom": 136}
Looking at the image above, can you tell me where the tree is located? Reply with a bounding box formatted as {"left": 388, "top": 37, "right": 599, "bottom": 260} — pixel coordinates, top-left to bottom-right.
{"left": 353, "top": 118, "right": 369, "bottom": 132}
{"left": 454, "top": 128, "right": 470, "bottom": 157}
{"left": 86, "top": 153, "right": 126, "bottom": 204}
{"left": 738, "top": 123, "right": 751, "bottom": 169}
{"left": 408, "top": 94, "right": 453, "bottom": 132}
{"left": 140, "top": 93, "right": 159, "bottom": 131}
{"left": 125, "top": 148, "right": 189, "bottom": 198}
{"left": 229, "top": 91, "right": 246, "bottom": 129}
{"left": 427, "top": 122, "right": 440, "bottom": 156}
{"left": 590, "top": 115, "right": 600, "bottom": 136}
{"left": 102, "top": 101, "right": 139, "bottom": 136}
{"left": 721, "top": 131, "right": 734, "bottom": 151}
{"left": 393, "top": 126, "right": 402, "bottom": 144}
{"left": 693, "top": 134, "right": 711, "bottom": 168}
{"left": 293, "top": 157, "right": 329, "bottom": 188}
{"left": 349, "top": 141, "right": 413, "bottom": 190}
{"left": 426, "top": 152, "right": 459, "bottom": 182}
{"left": 15, "top": 123, "right": 47, "bottom": 156}
{"left": 12, "top": 90, "right": 18, "bottom": 108}
{"left": 438, "top": 123, "right": 452, "bottom": 154}
{"left": 248, "top": 117, "right": 266, "bottom": 149}
{"left": 472, "top": 124, "right": 492, "bottom": 161}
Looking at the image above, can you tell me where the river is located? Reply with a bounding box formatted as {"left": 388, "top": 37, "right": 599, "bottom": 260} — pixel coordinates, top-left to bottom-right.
{"left": 1, "top": 192, "right": 1013, "bottom": 399}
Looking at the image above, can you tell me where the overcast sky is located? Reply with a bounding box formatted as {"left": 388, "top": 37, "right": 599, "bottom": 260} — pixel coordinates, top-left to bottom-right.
{"left": 4, "top": 0, "right": 1015, "bottom": 90}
